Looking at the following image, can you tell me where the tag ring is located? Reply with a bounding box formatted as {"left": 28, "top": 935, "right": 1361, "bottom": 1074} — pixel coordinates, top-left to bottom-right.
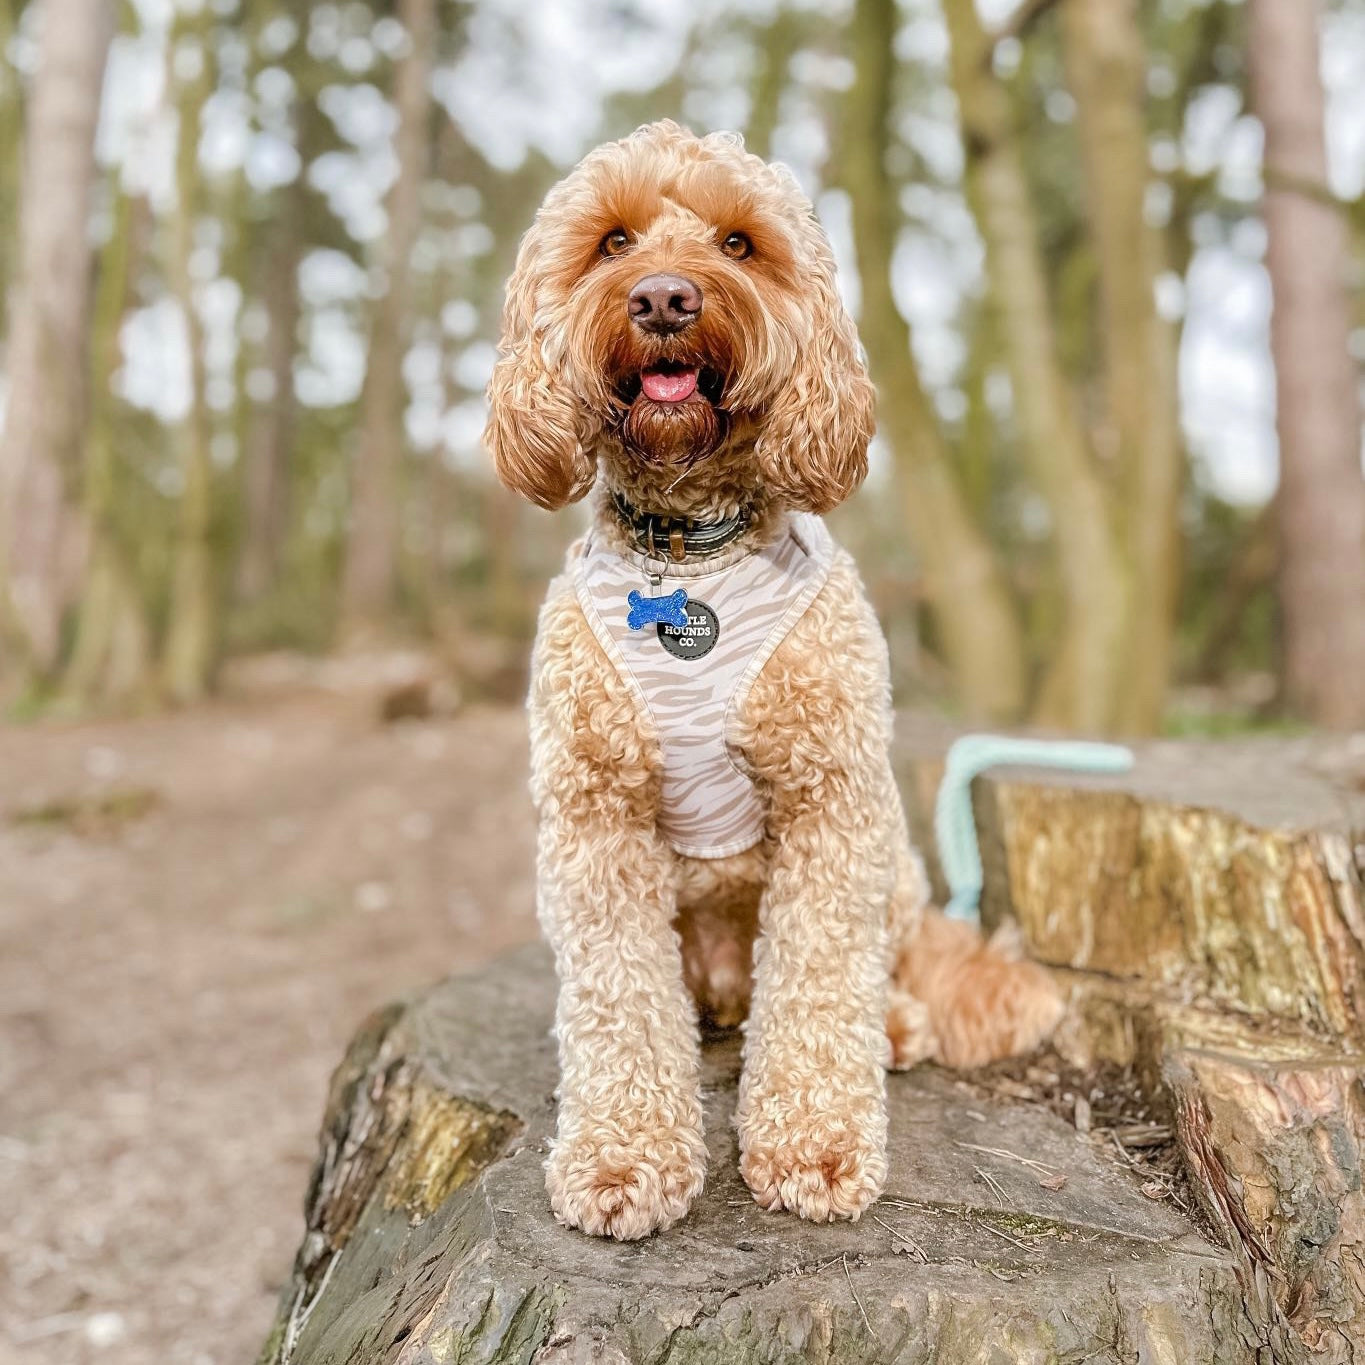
{"left": 642, "top": 547, "right": 669, "bottom": 586}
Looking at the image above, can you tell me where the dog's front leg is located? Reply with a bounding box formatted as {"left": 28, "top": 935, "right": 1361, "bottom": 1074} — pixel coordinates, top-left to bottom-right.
{"left": 537, "top": 793, "right": 705, "bottom": 1240}
{"left": 733, "top": 569, "right": 895, "bottom": 1222}
{"left": 529, "top": 603, "right": 705, "bottom": 1240}
{"left": 735, "top": 769, "right": 893, "bottom": 1222}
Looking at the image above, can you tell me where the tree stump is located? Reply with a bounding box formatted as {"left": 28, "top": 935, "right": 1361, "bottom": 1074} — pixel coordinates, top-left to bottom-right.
{"left": 261, "top": 731, "right": 1365, "bottom": 1363}
{"left": 899, "top": 726, "right": 1365, "bottom": 1361}
{"left": 260, "top": 945, "right": 1257, "bottom": 1365}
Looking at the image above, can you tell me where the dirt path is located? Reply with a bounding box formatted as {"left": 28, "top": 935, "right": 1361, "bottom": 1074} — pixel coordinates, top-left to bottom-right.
{"left": 0, "top": 693, "right": 540, "bottom": 1365}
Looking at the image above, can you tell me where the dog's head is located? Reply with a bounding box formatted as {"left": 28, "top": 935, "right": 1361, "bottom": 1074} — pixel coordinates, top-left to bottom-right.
{"left": 485, "top": 121, "right": 875, "bottom": 513}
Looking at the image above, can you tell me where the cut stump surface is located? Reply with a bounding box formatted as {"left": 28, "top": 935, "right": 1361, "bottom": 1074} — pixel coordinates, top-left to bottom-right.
{"left": 260, "top": 946, "right": 1257, "bottom": 1365}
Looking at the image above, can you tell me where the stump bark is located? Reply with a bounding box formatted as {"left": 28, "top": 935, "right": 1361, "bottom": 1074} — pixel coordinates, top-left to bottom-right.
{"left": 262, "top": 729, "right": 1365, "bottom": 1363}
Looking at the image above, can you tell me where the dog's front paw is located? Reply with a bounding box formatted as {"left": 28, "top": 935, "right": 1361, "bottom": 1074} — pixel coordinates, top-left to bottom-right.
{"left": 546, "top": 1126, "right": 706, "bottom": 1240}
{"left": 739, "top": 1107, "right": 887, "bottom": 1223}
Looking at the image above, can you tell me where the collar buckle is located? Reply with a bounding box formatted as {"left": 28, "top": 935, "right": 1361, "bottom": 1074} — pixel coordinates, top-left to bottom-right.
{"left": 613, "top": 493, "right": 751, "bottom": 563}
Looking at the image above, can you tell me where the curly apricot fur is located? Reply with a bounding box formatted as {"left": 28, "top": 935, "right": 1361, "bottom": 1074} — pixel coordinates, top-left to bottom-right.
{"left": 490, "top": 123, "right": 1063, "bottom": 1240}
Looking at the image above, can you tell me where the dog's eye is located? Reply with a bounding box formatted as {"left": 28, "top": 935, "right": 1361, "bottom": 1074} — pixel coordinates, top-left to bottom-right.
{"left": 599, "top": 229, "right": 631, "bottom": 258}
{"left": 720, "top": 231, "right": 753, "bottom": 260}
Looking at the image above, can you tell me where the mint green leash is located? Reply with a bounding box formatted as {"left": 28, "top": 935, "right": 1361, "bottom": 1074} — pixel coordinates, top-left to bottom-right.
{"left": 935, "top": 735, "right": 1135, "bottom": 922}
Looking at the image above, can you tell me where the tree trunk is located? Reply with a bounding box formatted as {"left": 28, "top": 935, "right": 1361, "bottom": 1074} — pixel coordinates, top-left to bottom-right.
{"left": 844, "top": 0, "right": 1027, "bottom": 724}
{"left": 0, "top": 0, "right": 114, "bottom": 679}
{"left": 1061, "top": 0, "right": 1183, "bottom": 735}
{"left": 63, "top": 180, "right": 152, "bottom": 707}
{"left": 338, "top": 0, "right": 436, "bottom": 638}
{"left": 235, "top": 184, "right": 302, "bottom": 606}
{"left": 0, "top": 0, "right": 25, "bottom": 306}
{"left": 1194, "top": 501, "right": 1279, "bottom": 685}
{"left": 162, "top": 14, "right": 218, "bottom": 703}
{"left": 1247, "top": 0, "right": 1365, "bottom": 729}
{"left": 63, "top": 542, "right": 152, "bottom": 708}
{"left": 944, "top": 0, "right": 1131, "bottom": 734}
{"left": 744, "top": 9, "right": 801, "bottom": 162}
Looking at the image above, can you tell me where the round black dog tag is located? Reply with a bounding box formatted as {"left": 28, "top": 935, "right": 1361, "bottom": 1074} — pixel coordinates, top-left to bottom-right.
{"left": 657, "top": 598, "right": 719, "bottom": 660}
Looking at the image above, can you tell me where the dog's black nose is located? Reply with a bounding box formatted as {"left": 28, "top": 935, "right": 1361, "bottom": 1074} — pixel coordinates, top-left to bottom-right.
{"left": 628, "top": 274, "right": 702, "bottom": 334}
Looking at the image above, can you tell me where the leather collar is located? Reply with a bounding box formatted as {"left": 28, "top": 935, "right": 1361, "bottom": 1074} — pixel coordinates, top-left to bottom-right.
{"left": 612, "top": 492, "right": 752, "bottom": 563}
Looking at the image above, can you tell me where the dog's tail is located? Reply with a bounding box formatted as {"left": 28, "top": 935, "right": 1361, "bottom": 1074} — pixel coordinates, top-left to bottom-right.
{"left": 887, "top": 736, "right": 1132, "bottom": 1068}
{"left": 889, "top": 908, "right": 1067, "bottom": 1068}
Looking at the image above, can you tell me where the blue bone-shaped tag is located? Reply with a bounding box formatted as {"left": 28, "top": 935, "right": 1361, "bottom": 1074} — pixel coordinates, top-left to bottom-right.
{"left": 627, "top": 588, "right": 690, "bottom": 631}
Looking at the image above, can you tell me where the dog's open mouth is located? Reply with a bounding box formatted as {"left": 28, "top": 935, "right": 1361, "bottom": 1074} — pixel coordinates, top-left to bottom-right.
{"left": 617, "top": 362, "right": 725, "bottom": 409}
{"left": 613, "top": 359, "right": 729, "bottom": 467}
{"left": 641, "top": 363, "right": 697, "bottom": 403}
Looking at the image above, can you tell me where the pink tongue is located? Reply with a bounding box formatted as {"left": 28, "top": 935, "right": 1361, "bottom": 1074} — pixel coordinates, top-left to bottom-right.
{"left": 641, "top": 368, "right": 698, "bottom": 403}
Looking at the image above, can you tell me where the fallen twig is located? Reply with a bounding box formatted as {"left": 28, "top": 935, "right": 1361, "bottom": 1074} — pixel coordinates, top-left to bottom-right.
{"left": 955, "top": 1141, "right": 1060, "bottom": 1175}
{"left": 872, "top": 1213, "right": 928, "bottom": 1262}
{"left": 283, "top": 1251, "right": 338, "bottom": 1363}
{"left": 843, "top": 1253, "right": 872, "bottom": 1333}
{"left": 974, "top": 1164, "right": 1013, "bottom": 1207}
{"left": 976, "top": 1220, "right": 1033, "bottom": 1253}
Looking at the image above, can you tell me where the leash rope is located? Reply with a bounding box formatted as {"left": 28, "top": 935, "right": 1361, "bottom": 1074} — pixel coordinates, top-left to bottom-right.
{"left": 934, "top": 735, "right": 1135, "bottom": 921}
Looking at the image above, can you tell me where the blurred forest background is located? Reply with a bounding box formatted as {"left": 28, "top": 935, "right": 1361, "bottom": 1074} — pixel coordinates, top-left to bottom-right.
{"left": 1, "top": 0, "right": 1363, "bottom": 736}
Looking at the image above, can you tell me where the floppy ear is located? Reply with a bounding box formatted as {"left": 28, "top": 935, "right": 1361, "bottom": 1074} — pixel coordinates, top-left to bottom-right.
{"left": 755, "top": 228, "right": 876, "bottom": 515}
{"left": 484, "top": 226, "right": 597, "bottom": 510}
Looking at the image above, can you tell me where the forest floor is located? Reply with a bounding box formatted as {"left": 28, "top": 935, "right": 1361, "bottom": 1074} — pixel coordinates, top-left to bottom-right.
{"left": 0, "top": 676, "right": 541, "bottom": 1365}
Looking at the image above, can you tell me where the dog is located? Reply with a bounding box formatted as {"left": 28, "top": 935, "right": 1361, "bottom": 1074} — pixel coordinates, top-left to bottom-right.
{"left": 484, "top": 121, "right": 1063, "bottom": 1241}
